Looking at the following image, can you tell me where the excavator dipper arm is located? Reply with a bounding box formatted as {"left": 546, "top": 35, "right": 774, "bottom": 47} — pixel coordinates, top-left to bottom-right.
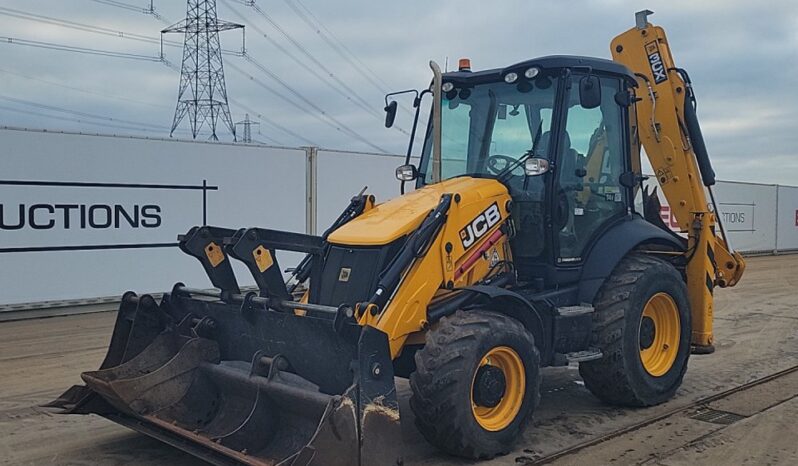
{"left": 611, "top": 10, "right": 745, "bottom": 350}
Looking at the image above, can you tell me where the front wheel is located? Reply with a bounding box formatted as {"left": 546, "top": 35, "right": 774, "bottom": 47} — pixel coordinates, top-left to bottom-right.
{"left": 409, "top": 310, "right": 540, "bottom": 459}
{"left": 579, "top": 253, "right": 692, "bottom": 406}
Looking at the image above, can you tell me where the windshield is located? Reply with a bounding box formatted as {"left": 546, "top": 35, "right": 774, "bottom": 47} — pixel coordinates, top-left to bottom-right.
{"left": 419, "top": 73, "right": 559, "bottom": 190}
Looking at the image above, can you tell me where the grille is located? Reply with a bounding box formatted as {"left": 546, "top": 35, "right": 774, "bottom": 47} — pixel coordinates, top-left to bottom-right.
{"left": 690, "top": 407, "right": 747, "bottom": 425}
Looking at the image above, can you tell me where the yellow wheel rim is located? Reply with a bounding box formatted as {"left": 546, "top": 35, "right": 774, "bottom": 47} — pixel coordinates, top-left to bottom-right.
{"left": 471, "top": 346, "right": 526, "bottom": 431}
{"left": 639, "top": 292, "right": 680, "bottom": 377}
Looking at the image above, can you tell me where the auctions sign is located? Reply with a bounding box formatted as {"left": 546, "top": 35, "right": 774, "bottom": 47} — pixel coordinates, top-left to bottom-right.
{"left": 0, "top": 179, "right": 216, "bottom": 252}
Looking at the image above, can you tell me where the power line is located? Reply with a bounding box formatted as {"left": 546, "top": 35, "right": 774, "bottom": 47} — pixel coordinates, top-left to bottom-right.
{"left": 163, "top": 59, "right": 299, "bottom": 145}
{"left": 165, "top": 41, "right": 359, "bottom": 148}
{"left": 286, "top": 0, "right": 394, "bottom": 93}
{"left": 0, "top": 25, "right": 380, "bottom": 148}
{"left": 0, "top": 43, "right": 298, "bottom": 142}
{"left": 0, "top": 94, "right": 168, "bottom": 130}
{"left": 89, "top": 0, "right": 171, "bottom": 24}
{"left": 0, "top": 7, "right": 179, "bottom": 47}
{"left": 0, "top": 12, "right": 300, "bottom": 144}
{"left": 281, "top": 0, "right": 413, "bottom": 117}
{"left": 221, "top": 0, "right": 378, "bottom": 119}
{"left": 241, "top": 54, "right": 387, "bottom": 153}
{"left": 222, "top": 0, "right": 408, "bottom": 136}
{"left": 228, "top": 95, "right": 317, "bottom": 145}
{"left": 173, "top": 56, "right": 316, "bottom": 145}
{"left": 224, "top": 61, "right": 322, "bottom": 145}
{"left": 233, "top": 0, "right": 382, "bottom": 118}
{"left": 0, "top": 68, "right": 170, "bottom": 110}
{"left": 0, "top": 36, "right": 162, "bottom": 61}
{"left": 222, "top": 0, "right": 409, "bottom": 135}
{"left": 89, "top": 0, "right": 147, "bottom": 13}
{"left": 0, "top": 7, "right": 243, "bottom": 56}
{"left": 248, "top": 131, "right": 284, "bottom": 146}
{"left": 0, "top": 103, "right": 171, "bottom": 134}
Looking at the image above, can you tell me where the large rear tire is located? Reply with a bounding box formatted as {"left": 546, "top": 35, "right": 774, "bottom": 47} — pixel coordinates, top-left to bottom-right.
{"left": 409, "top": 310, "right": 540, "bottom": 459}
{"left": 579, "top": 253, "right": 691, "bottom": 406}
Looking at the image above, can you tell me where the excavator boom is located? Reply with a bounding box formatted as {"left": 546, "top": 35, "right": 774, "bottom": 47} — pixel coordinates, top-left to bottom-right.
{"left": 611, "top": 10, "right": 745, "bottom": 350}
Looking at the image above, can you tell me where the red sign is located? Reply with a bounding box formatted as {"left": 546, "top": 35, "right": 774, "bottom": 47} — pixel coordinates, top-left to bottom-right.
{"left": 660, "top": 205, "right": 680, "bottom": 231}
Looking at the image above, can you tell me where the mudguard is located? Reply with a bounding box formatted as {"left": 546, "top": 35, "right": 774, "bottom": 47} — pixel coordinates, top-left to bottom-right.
{"left": 578, "top": 215, "right": 686, "bottom": 303}
{"left": 459, "top": 284, "right": 550, "bottom": 361}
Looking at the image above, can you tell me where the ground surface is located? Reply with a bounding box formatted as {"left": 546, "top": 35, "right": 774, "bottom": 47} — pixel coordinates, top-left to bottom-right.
{"left": 0, "top": 255, "right": 796, "bottom": 465}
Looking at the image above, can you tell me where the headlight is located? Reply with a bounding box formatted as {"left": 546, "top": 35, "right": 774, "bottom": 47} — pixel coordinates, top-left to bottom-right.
{"left": 442, "top": 82, "right": 454, "bottom": 92}
{"left": 504, "top": 72, "right": 518, "bottom": 84}
{"left": 525, "top": 67, "right": 540, "bottom": 79}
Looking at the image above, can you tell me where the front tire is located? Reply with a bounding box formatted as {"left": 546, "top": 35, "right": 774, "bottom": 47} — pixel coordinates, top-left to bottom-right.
{"left": 409, "top": 310, "right": 540, "bottom": 459}
{"left": 579, "top": 253, "right": 691, "bottom": 406}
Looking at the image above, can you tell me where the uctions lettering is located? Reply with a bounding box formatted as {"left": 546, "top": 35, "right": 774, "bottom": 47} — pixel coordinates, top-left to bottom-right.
{"left": 0, "top": 203, "right": 162, "bottom": 230}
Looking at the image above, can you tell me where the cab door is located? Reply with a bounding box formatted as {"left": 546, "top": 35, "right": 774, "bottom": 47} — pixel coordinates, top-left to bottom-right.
{"left": 553, "top": 75, "right": 630, "bottom": 264}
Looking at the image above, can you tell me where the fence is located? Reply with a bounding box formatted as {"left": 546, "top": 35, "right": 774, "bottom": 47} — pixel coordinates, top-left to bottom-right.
{"left": 648, "top": 179, "right": 798, "bottom": 254}
{"left": 1, "top": 126, "right": 796, "bottom": 308}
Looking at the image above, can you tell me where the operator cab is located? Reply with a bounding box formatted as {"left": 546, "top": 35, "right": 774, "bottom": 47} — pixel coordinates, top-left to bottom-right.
{"left": 392, "top": 56, "right": 640, "bottom": 288}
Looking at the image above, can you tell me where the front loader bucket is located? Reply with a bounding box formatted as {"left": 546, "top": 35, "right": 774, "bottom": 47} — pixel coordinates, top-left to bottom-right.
{"left": 47, "top": 291, "right": 403, "bottom": 466}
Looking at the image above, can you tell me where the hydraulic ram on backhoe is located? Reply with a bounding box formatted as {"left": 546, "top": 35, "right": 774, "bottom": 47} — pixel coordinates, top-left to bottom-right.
{"left": 611, "top": 10, "right": 745, "bottom": 352}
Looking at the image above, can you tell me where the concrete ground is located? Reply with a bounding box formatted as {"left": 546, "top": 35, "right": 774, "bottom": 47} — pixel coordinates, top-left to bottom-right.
{"left": 1, "top": 254, "right": 796, "bottom": 465}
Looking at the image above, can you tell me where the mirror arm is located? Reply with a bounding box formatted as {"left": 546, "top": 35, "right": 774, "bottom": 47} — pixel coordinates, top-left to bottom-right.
{"left": 406, "top": 89, "right": 431, "bottom": 164}
{"left": 384, "top": 89, "right": 419, "bottom": 107}
{"left": 400, "top": 89, "right": 431, "bottom": 195}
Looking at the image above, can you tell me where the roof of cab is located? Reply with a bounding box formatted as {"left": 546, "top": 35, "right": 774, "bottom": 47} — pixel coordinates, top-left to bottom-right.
{"left": 443, "top": 55, "right": 636, "bottom": 84}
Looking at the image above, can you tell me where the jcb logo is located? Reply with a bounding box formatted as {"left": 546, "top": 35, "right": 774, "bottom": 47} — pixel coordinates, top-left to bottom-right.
{"left": 645, "top": 41, "right": 668, "bottom": 84}
{"left": 459, "top": 203, "right": 501, "bottom": 249}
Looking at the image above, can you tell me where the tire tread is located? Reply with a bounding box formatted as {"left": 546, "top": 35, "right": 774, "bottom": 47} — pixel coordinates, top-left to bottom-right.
{"left": 579, "top": 253, "right": 689, "bottom": 407}
{"left": 410, "top": 310, "right": 540, "bottom": 459}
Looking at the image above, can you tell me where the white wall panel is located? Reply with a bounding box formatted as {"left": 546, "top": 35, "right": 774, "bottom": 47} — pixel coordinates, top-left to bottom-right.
{"left": 0, "top": 128, "right": 307, "bottom": 305}
{"left": 713, "top": 181, "right": 777, "bottom": 253}
{"left": 315, "top": 149, "right": 407, "bottom": 230}
{"left": 776, "top": 185, "right": 798, "bottom": 251}
{"left": 3, "top": 126, "right": 796, "bottom": 308}
{"left": 642, "top": 178, "right": 778, "bottom": 253}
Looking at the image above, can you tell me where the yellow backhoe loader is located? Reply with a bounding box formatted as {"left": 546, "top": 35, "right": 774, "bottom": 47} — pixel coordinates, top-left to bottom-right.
{"left": 49, "top": 10, "right": 744, "bottom": 465}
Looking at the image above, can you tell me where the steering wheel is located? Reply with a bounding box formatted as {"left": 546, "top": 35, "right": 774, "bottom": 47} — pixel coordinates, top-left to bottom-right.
{"left": 486, "top": 154, "right": 519, "bottom": 175}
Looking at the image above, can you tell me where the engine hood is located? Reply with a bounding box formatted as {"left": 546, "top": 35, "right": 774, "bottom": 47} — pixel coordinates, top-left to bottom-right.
{"left": 327, "top": 177, "right": 508, "bottom": 246}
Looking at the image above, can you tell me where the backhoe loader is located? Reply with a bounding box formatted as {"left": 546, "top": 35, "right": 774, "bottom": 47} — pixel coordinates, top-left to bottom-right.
{"left": 49, "top": 10, "right": 745, "bottom": 465}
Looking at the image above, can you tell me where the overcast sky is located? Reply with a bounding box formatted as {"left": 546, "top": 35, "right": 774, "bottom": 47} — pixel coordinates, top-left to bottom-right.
{"left": 1, "top": 0, "right": 797, "bottom": 184}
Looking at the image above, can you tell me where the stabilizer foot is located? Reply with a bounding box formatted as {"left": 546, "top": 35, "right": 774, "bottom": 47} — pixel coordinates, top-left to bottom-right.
{"left": 691, "top": 344, "right": 716, "bottom": 355}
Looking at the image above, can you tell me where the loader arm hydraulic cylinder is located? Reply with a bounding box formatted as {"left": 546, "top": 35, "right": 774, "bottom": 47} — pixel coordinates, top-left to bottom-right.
{"left": 611, "top": 10, "right": 745, "bottom": 350}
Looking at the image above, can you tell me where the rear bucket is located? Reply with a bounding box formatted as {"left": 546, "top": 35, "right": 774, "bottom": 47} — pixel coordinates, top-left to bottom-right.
{"left": 47, "top": 291, "right": 403, "bottom": 466}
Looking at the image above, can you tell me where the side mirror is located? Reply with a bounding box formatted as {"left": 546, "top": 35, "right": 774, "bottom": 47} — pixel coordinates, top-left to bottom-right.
{"left": 524, "top": 158, "right": 550, "bottom": 176}
{"left": 395, "top": 164, "right": 418, "bottom": 181}
{"left": 579, "top": 75, "right": 601, "bottom": 109}
{"left": 384, "top": 100, "right": 398, "bottom": 128}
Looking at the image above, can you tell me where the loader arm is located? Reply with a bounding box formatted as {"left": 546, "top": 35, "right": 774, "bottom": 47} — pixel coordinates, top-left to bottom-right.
{"left": 611, "top": 10, "right": 745, "bottom": 350}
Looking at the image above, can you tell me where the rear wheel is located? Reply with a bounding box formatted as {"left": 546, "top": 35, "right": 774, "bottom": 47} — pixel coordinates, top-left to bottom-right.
{"left": 579, "top": 253, "right": 691, "bottom": 406}
{"left": 410, "top": 310, "right": 540, "bottom": 459}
